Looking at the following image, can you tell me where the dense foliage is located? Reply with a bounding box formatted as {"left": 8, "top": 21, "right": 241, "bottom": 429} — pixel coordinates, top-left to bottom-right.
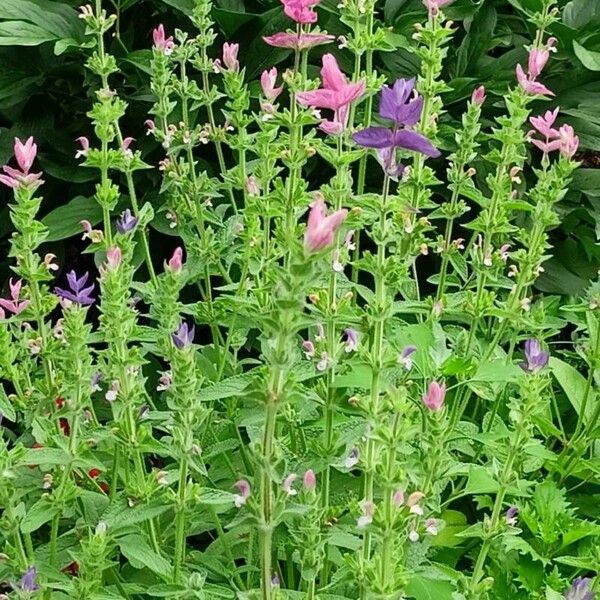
{"left": 0, "top": 0, "right": 599, "bottom": 599}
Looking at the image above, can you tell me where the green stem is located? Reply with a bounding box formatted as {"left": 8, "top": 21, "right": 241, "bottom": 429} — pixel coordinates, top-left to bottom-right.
{"left": 173, "top": 458, "right": 188, "bottom": 580}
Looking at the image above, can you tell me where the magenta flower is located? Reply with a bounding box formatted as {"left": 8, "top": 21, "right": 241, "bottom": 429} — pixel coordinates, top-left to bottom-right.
{"left": 516, "top": 45, "right": 553, "bottom": 96}
{"left": 261, "top": 67, "right": 283, "bottom": 102}
{"left": 263, "top": 31, "right": 334, "bottom": 51}
{"left": 471, "top": 85, "right": 486, "bottom": 105}
{"left": 520, "top": 339, "right": 549, "bottom": 373}
{"left": 172, "top": 322, "right": 195, "bottom": 349}
{"left": 422, "top": 381, "right": 446, "bottom": 411}
{"left": 281, "top": 0, "right": 321, "bottom": 24}
{"left": 233, "top": 479, "right": 251, "bottom": 507}
{"left": 296, "top": 54, "right": 365, "bottom": 134}
{"left": 222, "top": 43, "right": 239, "bottom": 72}
{"left": 116, "top": 209, "right": 138, "bottom": 234}
{"left": 353, "top": 79, "right": 441, "bottom": 176}
{"left": 167, "top": 247, "right": 183, "bottom": 274}
{"left": 0, "top": 137, "right": 43, "bottom": 190}
{"left": 153, "top": 24, "right": 174, "bottom": 55}
{"left": 56, "top": 271, "right": 96, "bottom": 306}
{"left": 0, "top": 279, "right": 30, "bottom": 316}
{"left": 303, "top": 195, "right": 348, "bottom": 254}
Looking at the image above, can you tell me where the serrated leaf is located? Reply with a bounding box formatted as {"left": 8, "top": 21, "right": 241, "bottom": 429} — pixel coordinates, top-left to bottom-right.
{"left": 119, "top": 535, "right": 172, "bottom": 578}
{"left": 21, "top": 498, "right": 60, "bottom": 533}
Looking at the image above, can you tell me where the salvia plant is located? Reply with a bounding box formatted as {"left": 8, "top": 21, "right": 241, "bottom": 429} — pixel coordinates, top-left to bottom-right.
{"left": 0, "top": 0, "right": 598, "bottom": 598}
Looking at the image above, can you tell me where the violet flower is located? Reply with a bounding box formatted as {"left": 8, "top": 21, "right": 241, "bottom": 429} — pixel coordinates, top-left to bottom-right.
{"left": 565, "top": 578, "right": 595, "bottom": 600}
{"left": 520, "top": 339, "right": 549, "bottom": 373}
{"left": 398, "top": 345, "right": 417, "bottom": 370}
{"left": 55, "top": 271, "right": 95, "bottom": 306}
{"left": 116, "top": 209, "right": 139, "bottom": 234}
{"left": 20, "top": 567, "right": 40, "bottom": 592}
{"left": 344, "top": 328, "right": 359, "bottom": 352}
{"left": 172, "top": 322, "right": 195, "bottom": 349}
{"left": 353, "top": 79, "right": 441, "bottom": 177}
{"left": 505, "top": 506, "right": 519, "bottom": 526}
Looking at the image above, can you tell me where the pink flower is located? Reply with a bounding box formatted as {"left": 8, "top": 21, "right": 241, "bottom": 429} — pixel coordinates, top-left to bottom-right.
{"left": 528, "top": 107, "right": 563, "bottom": 158}
{"left": 357, "top": 500, "right": 375, "bottom": 529}
{"left": 558, "top": 124, "right": 579, "bottom": 159}
{"left": 471, "top": 85, "right": 486, "bottom": 105}
{"left": 222, "top": 43, "right": 239, "bottom": 72}
{"left": 261, "top": 67, "right": 283, "bottom": 102}
{"left": 0, "top": 137, "right": 43, "bottom": 190}
{"left": 422, "top": 381, "right": 446, "bottom": 412}
{"left": 296, "top": 54, "right": 365, "bottom": 134}
{"left": 393, "top": 489, "right": 405, "bottom": 507}
{"left": 234, "top": 479, "right": 251, "bottom": 507}
{"left": 246, "top": 176, "right": 260, "bottom": 196}
{"left": 0, "top": 279, "right": 30, "bottom": 316}
{"left": 516, "top": 43, "right": 554, "bottom": 96}
{"left": 303, "top": 340, "right": 315, "bottom": 359}
{"left": 121, "top": 137, "right": 135, "bottom": 157}
{"left": 168, "top": 247, "right": 183, "bottom": 274}
{"left": 153, "top": 24, "right": 174, "bottom": 55}
{"left": 75, "top": 137, "right": 90, "bottom": 159}
{"left": 303, "top": 469, "right": 316, "bottom": 491}
{"left": 422, "top": 0, "right": 453, "bottom": 17}
{"left": 263, "top": 32, "right": 335, "bottom": 51}
{"left": 282, "top": 0, "right": 321, "bottom": 24}
{"left": 105, "top": 246, "right": 122, "bottom": 271}
{"left": 303, "top": 194, "right": 348, "bottom": 253}
{"left": 145, "top": 120, "right": 156, "bottom": 135}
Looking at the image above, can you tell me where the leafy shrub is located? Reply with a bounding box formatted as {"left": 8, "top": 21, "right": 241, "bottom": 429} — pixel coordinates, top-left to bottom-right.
{"left": 0, "top": 0, "right": 598, "bottom": 599}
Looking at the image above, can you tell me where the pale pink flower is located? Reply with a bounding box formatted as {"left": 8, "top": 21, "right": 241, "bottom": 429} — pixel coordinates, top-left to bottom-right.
{"left": 0, "top": 279, "right": 30, "bottom": 316}
{"left": 393, "top": 489, "right": 405, "bottom": 507}
{"left": 153, "top": 24, "right": 174, "bottom": 55}
{"left": 234, "top": 479, "right": 251, "bottom": 507}
{"left": 261, "top": 67, "right": 283, "bottom": 101}
{"left": 263, "top": 32, "right": 335, "bottom": 51}
{"left": 357, "top": 500, "right": 375, "bottom": 529}
{"left": 14, "top": 137, "right": 37, "bottom": 173}
{"left": 145, "top": 120, "right": 156, "bottom": 135}
{"left": 282, "top": 473, "right": 298, "bottom": 496}
{"left": 167, "top": 247, "right": 183, "bottom": 274}
{"left": 422, "top": 0, "right": 453, "bottom": 17}
{"left": 121, "top": 137, "right": 135, "bottom": 158}
{"left": 75, "top": 137, "right": 90, "bottom": 159}
{"left": 303, "top": 340, "right": 315, "bottom": 359}
{"left": 222, "top": 43, "right": 239, "bottom": 72}
{"left": 246, "top": 176, "right": 260, "bottom": 196}
{"left": 516, "top": 44, "right": 554, "bottom": 96}
{"left": 105, "top": 246, "right": 122, "bottom": 271}
{"left": 528, "top": 47, "right": 550, "bottom": 79}
{"left": 529, "top": 107, "right": 560, "bottom": 139}
{"left": 558, "top": 124, "right": 579, "bottom": 159}
{"left": 422, "top": 381, "right": 446, "bottom": 412}
{"left": 0, "top": 137, "right": 43, "bottom": 190}
{"left": 425, "top": 518, "right": 439, "bottom": 535}
{"left": 303, "top": 469, "right": 316, "bottom": 491}
{"left": 304, "top": 195, "right": 348, "bottom": 253}
{"left": 316, "top": 351, "right": 329, "bottom": 371}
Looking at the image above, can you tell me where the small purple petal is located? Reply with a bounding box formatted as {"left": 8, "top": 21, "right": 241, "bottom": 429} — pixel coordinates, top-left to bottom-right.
{"left": 392, "top": 130, "right": 441, "bottom": 157}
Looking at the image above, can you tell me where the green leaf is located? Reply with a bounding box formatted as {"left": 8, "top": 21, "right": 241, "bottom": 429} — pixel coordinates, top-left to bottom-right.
{"left": 119, "top": 535, "right": 172, "bottom": 578}
{"left": 464, "top": 464, "right": 499, "bottom": 495}
{"left": 0, "top": 21, "right": 55, "bottom": 45}
{"left": 405, "top": 571, "right": 456, "bottom": 600}
{"left": 20, "top": 447, "right": 72, "bottom": 467}
{"left": 102, "top": 499, "right": 171, "bottom": 528}
{"left": 550, "top": 357, "right": 594, "bottom": 422}
{"left": 42, "top": 196, "right": 103, "bottom": 242}
{"left": 0, "top": 384, "right": 16, "bottom": 422}
{"left": 198, "top": 488, "right": 237, "bottom": 505}
{"left": 563, "top": 0, "right": 600, "bottom": 30}
{"left": 573, "top": 40, "right": 600, "bottom": 71}
{"left": 200, "top": 373, "right": 253, "bottom": 402}
{"left": 21, "top": 498, "right": 60, "bottom": 533}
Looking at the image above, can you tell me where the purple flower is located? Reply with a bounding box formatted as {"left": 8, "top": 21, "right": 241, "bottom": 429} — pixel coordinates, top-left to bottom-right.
{"left": 519, "top": 339, "right": 549, "bottom": 373}
{"left": 20, "top": 567, "right": 39, "bottom": 592}
{"left": 565, "top": 578, "right": 595, "bottom": 600}
{"left": 344, "top": 447, "right": 359, "bottom": 468}
{"left": 344, "top": 328, "right": 358, "bottom": 352}
{"left": 399, "top": 345, "right": 417, "bottom": 370}
{"left": 116, "top": 209, "right": 138, "bottom": 234}
{"left": 171, "top": 322, "right": 195, "bottom": 349}
{"left": 271, "top": 573, "right": 280, "bottom": 587}
{"left": 352, "top": 78, "right": 441, "bottom": 174}
{"left": 233, "top": 479, "right": 251, "bottom": 507}
{"left": 55, "top": 271, "right": 95, "bottom": 305}
{"left": 505, "top": 506, "right": 519, "bottom": 526}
